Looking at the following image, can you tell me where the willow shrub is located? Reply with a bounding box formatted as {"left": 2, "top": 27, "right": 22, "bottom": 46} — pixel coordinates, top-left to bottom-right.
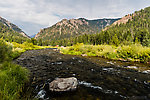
{"left": 0, "top": 62, "right": 29, "bottom": 100}
{"left": 0, "top": 39, "right": 13, "bottom": 62}
{"left": 0, "top": 39, "right": 29, "bottom": 100}
{"left": 11, "top": 42, "right": 50, "bottom": 59}
{"left": 61, "top": 43, "right": 150, "bottom": 63}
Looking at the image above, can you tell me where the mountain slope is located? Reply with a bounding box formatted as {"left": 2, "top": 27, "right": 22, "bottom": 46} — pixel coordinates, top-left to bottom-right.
{"left": 103, "top": 14, "right": 135, "bottom": 31}
{"left": 35, "top": 18, "right": 120, "bottom": 41}
{"left": 0, "top": 16, "right": 29, "bottom": 38}
{"left": 50, "top": 6, "right": 150, "bottom": 46}
{"left": 0, "top": 17, "right": 29, "bottom": 43}
{"left": 100, "top": 6, "right": 150, "bottom": 46}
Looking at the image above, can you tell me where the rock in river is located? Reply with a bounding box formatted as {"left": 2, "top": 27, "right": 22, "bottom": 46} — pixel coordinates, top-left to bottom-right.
{"left": 49, "top": 77, "right": 78, "bottom": 92}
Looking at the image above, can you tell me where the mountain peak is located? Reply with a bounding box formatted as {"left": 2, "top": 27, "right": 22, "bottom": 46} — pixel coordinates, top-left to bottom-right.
{"left": 0, "top": 16, "right": 29, "bottom": 38}
{"left": 113, "top": 14, "right": 135, "bottom": 25}
{"left": 35, "top": 18, "right": 119, "bottom": 41}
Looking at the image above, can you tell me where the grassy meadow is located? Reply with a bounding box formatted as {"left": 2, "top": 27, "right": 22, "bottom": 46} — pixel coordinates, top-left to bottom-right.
{"left": 60, "top": 43, "right": 150, "bottom": 63}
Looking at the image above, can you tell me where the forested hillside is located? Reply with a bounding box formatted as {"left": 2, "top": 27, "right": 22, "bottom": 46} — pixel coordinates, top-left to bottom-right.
{"left": 0, "top": 23, "right": 29, "bottom": 43}
{"left": 35, "top": 18, "right": 119, "bottom": 45}
{"left": 51, "top": 7, "right": 150, "bottom": 46}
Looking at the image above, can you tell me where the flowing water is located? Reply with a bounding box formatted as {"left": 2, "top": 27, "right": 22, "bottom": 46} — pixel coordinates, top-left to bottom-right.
{"left": 14, "top": 49, "right": 150, "bottom": 100}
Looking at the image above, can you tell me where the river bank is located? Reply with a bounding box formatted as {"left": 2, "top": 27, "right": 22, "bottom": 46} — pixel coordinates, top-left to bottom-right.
{"left": 60, "top": 43, "right": 150, "bottom": 63}
{"left": 0, "top": 39, "right": 50, "bottom": 100}
{"left": 14, "top": 49, "right": 150, "bottom": 100}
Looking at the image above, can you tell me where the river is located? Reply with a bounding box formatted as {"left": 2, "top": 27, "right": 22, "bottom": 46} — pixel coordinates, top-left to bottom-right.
{"left": 14, "top": 49, "right": 150, "bottom": 100}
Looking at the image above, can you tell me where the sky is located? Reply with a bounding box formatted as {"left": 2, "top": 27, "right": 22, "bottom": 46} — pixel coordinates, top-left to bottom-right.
{"left": 0, "top": 0, "right": 150, "bottom": 36}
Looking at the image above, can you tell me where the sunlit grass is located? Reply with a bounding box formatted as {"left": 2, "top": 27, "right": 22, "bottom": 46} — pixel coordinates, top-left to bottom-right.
{"left": 60, "top": 43, "right": 150, "bottom": 63}
{"left": 0, "top": 39, "right": 51, "bottom": 99}
{"left": 0, "top": 62, "right": 29, "bottom": 100}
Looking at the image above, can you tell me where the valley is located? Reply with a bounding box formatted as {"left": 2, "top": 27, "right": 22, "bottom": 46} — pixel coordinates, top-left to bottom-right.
{"left": 0, "top": 3, "right": 150, "bottom": 100}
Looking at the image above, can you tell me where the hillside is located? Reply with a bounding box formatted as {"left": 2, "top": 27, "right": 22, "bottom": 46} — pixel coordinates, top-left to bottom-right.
{"left": 0, "top": 17, "right": 29, "bottom": 43}
{"left": 35, "top": 18, "right": 119, "bottom": 41}
{"left": 103, "top": 14, "right": 136, "bottom": 31}
{"left": 52, "top": 6, "right": 150, "bottom": 46}
{"left": 0, "top": 16, "right": 29, "bottom": 38}
{"left": 100, "top": 6, "right": 150, "bottom": 46}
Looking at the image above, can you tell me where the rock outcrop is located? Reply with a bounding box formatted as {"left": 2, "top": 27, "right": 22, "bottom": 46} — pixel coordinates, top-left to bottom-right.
{"left": 0, "top": 16, "right": 29, "bottom": 38}
{"left": 35, "top": 18, "right": 119, "bottom": 40}
{"left": 49, "top": 77, "right": 78, "bottom": 92}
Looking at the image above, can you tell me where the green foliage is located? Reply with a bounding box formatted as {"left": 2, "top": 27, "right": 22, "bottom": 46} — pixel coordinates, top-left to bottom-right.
{"left": 61, "top": 44, "right": 150, "bottom": 63}
{"left": 117, "top": 45, "right": 139, "bottom": 59}
{"left": 49, "top": 7, "right": 150, "bottom": 47}
{"left": 0, "top": 39, "right": 13, "bottom": 62}
{"left": 0, "top": 62, "right": 29, "bottom": 100}
{"left": 0, "top": 36, "right": 50, "bottom": 99}
{"left": 10, "top": 41, "right": 50, "bottom": 59}
{"left": 0, "top": 23, "right": 29, "bottom": 43}
{"left": 35, "top": 18, "right": 119, "bottom": 45}
{"left": 0, "top": 39, "right": 30, "bottom": 100}
{"left": 27, "top": 38, "right": 38, "bottom": 45}
{"left": 0, "top": 39, "right": 51, "bottom": 99}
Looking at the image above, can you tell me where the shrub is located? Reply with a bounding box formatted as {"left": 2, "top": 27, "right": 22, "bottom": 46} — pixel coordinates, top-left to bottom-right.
{"left": 0, "top": 39, "right": 13, "bottom": 62}
{"left": 60, "top": 44, "right": 150, "bottom": 63}
{"left": 0, "top": 62, "right": 29, "bottom": 100}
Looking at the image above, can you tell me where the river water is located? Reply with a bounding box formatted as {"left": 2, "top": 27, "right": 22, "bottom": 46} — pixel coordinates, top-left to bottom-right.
{"left": 14, "top": 49, "right": 150, "bottom": 100}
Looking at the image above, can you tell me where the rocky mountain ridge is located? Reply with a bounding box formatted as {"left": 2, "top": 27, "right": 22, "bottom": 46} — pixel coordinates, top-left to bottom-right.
{"left": 35, "top": 18, "right": 120, "bottom": 41}
{"left": 0, "top": 16, "right": 29, "bottom": 38}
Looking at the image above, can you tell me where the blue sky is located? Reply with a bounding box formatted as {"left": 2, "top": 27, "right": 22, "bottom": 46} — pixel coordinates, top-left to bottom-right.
{"left": 0, "top": 0, "right": 150, "bottom": 36}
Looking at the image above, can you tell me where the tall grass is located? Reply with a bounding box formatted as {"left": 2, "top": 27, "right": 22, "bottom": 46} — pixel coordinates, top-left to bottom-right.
{"left": 0, "top": 39, "right": 30, "bottom": 99}
{"left": 61, "top": 43, "right": 150, "bottom": 63}
{"left": 11, "top": 42, "right": 50, "bottom": 59}
{"left": 0, "top": 62, "right": 29, "bottom": 100}
{"left": 0, "top": 39, "right": 50, "bottom": 99}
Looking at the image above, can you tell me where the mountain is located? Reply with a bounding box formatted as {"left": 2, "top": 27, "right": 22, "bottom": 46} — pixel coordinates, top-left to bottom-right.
{"left": 100, "top": 6, "right": 150, "bottom": 46}
{"left": 0, "top": 16, "right": 29, "bottom": 43}
{"left": 0, "top": 16, "right": 29, "bottom": 38}
{"left": 35, "top": 18, "right": 120, "bottom": 41}
{"left": 51, "top": 6, "right": 150, "bottom": 46}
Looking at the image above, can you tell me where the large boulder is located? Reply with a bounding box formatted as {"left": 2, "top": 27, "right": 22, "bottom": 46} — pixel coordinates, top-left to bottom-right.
{"left": 49, "top": 77, "right": 78, "bottom": 92}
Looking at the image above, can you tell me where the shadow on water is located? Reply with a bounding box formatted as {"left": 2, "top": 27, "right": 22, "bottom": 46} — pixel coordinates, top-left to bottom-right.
{"left": 14, "top": 49, "right": 150, "bottom": 100}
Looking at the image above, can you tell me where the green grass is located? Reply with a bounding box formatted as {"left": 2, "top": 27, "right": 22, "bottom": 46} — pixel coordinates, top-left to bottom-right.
{"left": 0, "top": 39, "right": 50, "bottom": 100}
{"left": 11, "top": 42, "right": 50, "bottom": 59}
{"left": 0, "top": 62, "right": 29, "bottom": 100}
{"left": 60, "top": 43, "right": 150, "bottom": 63}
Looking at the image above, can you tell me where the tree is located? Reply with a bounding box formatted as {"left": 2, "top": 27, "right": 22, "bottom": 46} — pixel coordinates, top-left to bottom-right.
{"left": 111, "top": 34, "right": 119, "bottom": 46}
{"left": 38, "top": 39, "right": 43, "bottom": 46}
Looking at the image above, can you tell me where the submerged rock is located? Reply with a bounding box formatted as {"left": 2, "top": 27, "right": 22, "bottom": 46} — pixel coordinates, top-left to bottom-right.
{"left": 49, "top": 77, "right": 78, "bottom": 92}
{"left": 142, "top": 70, "right": 150, "bottom": 74}
{"left": 126, "top": 66, "right": 138, "bottom": 69}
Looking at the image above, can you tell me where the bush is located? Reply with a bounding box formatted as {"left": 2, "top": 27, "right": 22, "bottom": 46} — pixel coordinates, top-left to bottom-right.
{"left": 0, "top": 62, "right": 29, "bottom": 100}
{"left": 0, "top": 39, "right": 30, "bottom": 100}
{"left": 138, "top": 48, "right": 150, "bottom": 62}
{"left": 0, "top": 39, "right": 51, "bottom": 100}
{"left": 60, "top": 44, "right": 150, "bottom": 63}
{"left": 0, "top": 39, "right": 13, "bottom": 62}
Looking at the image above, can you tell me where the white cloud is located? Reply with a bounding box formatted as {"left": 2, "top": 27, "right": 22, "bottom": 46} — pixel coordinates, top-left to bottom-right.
{"left": 0, "top": 0, "right": 150, "bottom": 35}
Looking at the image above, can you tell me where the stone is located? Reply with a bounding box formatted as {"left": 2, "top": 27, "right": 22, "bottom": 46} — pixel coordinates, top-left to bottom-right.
{"left": 81, "top": 54, "right": 87, "bottom": 56}
{"left": 49, "top": 77, "right": 78, "bottom": 92}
